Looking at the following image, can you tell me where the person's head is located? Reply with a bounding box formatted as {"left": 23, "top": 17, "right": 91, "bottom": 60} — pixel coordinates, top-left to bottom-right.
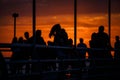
{"left": 80, "top": 38, "right": 83, "bottom": 43}
{"left": 68, "top": 38, "right": 73, "bottom": 45}
{"left": 91, "top": 32, "right": 97, "bottom": 40}
{"left": 12, "top": 37, "right": 17, "bottom": 43}
{"left": 36, "top": 30, "right": 41, "bottom": 37}
{"left": 53, "top": 24, "right": 61, "bottom": 31}
{"left": 49, "top": 24, "right": 61, "bottom": 38}
{"left": 98, "top": 25, "right": 104, "bottom": 33}
{"left": 115, "top": 36, "right": 119, "bottom": 42}
{"left": 18, "top": 37, "right": 23, "bottom": 43}
{"left": 24, "top": 32, "right": 29, "bottom": 39}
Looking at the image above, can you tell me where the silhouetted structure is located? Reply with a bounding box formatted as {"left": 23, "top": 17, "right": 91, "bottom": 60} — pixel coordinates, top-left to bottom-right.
{"left": 12, "top": 13, "right": 19, "bottom": 38}
{"left": 0, "top": 51, "right": 8, "bottom": 80}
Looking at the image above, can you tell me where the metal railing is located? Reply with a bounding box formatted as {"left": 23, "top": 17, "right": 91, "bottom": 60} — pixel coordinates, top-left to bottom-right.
{"left": 0, "top": 43, "right": 120, "bottom": 80}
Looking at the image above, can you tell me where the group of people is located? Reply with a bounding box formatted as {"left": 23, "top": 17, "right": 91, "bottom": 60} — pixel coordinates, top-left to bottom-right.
{"left": 0, "top": 23, "right": 120, "bottom": 80}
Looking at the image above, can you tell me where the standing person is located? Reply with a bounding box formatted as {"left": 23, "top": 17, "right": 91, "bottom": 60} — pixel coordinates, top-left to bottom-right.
{"left": 114, "top": 36, "right": 120, "bottom": 59}
{"left": 10, "top": 37, "right": 19, "bottom": 74}
{"left": 77, "top": 38, "right": 87, "bottom": 59}
{"left": 76, "top": 38, "right": 87, "bottom": 79}
{"left": 94, "top": 25, "right": 112, "bottom": 80}
{"left": 23, "top": 31, "right": 31, "bottom": 74}
{"left": 96, "top": 25, "right": 112, "bottom": 58}
{"left": 10, "top": 37, "right": 25, "bottom": 74}
{"left": 31, "top": 30, "right": 46, "bottom": 80}
{"left": 49, "top": 24, "right": 69, "bottom": 80}
{"left": 114, "top": 36, "right": 120, "bottom": 79}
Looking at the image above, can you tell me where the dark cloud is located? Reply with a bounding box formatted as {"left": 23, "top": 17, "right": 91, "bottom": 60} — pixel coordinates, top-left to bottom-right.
{"left": 0, "top": 0, "right": 120, "bottom": 17}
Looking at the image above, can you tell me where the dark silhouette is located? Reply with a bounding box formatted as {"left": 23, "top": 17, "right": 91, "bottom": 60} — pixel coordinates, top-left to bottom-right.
{"left": 88, "top": 25, "right": 113, "bottom": 80}
{"left": 12, "top": 13, "right": 19, "bottom": 38}
{"left": 77, "top": 38, "right": 87, "bottom": 59}
{"left": 89, "top": 26, "right": 112, "bottom": 59}
{"left": 23, "top": 31, "right": 32, "bottom": 74}
{"left": 47, "top": 41, "right": 57, "bottom": 70}
{"left": 0, "top": 51, "right": 8, "bottom": 80}
{"left": 89, "top": 32, "right": 98, "bottom": 59}
{"left": 10, "top": 37, "right": 18, "bottom": 74}
{"left": 24, "top": 31, "right": 31, "bottom": 43}
{"left": 31, "top": 29, "right": 46, "bottom": 80}
{"left": 10, "top": 36, "right": 25, "bottom": 74}
{"left": 49, "top": 24, "right": 69, "bottom": 80}
{"left": 113, "top": 36, "right": 120, "bottom": 79}
{"left": 66, "top": 38, "right": 75, "bottom": 59}
{"left": 114, "top": 36, "right": 120, "bottom": 59}
{"left": 49, "top": 24, "right": 68, "bottom": 46}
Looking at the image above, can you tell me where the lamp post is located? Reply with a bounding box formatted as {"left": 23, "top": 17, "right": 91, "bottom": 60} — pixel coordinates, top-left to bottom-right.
{"left": 12, "top": 13, "right": 19, "bottom": 38}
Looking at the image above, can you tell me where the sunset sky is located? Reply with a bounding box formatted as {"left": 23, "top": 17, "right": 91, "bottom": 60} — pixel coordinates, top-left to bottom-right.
{"left": 0, "top": 0, "right": 120, "bottom": 57}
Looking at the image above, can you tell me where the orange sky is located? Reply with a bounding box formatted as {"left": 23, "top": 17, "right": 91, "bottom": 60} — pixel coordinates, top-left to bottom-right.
{"left": 0, "top": 0, "right": 120, "bottom": 57}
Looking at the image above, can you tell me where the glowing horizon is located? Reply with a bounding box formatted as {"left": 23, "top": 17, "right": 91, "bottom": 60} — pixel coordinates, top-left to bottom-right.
{"left": 0, "top": 14, "right": 120, "bottom": 46}
{"left": 1, "top": 0, "right": 120, "bottom": 57}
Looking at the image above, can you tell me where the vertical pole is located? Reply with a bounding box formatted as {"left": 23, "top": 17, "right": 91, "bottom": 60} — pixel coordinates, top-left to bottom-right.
{"left": 108, "top": 0, "right": 111, "bottom": 43}
{"left": 14, "top": 17, "right": 16, "bottom": 37}
{"left": 33, "top": 0, "right": 36, "bottom": 45}
{"left": 12, "top": 13, "right": 18, "bottom": 38}
{"left": 74, "top": 0, "right": 77, "bottom": 47}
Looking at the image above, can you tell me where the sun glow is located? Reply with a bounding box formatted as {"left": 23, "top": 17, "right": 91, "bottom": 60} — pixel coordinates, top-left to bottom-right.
{"left": 0, "top": 13, "right": 120, "bottom": 57}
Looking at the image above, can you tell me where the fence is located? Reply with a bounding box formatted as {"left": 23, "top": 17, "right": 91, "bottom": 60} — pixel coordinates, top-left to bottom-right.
{"left": 0, "top": 43, "right": 120, "bottom": 80}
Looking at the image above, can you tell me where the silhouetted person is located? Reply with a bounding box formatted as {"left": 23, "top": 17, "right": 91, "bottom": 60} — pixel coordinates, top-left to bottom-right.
{"left": 10, "top": 37, "right": 24, "bottom": 74}
{"left": 49, "top": 24, "right": 69, "bottom": 80}
{"left": 49, "top": 24, "right": 61, "bottom": 46}
{"left": 114, "top": 36, "right": 120, "bottom": 59}
{"left": 89, "top": 25, "right": 112, "bottom": 80}
{"left": 90, "top": 26, "right": 112, "bottom": 59}
{"left": 74, "top": 38, "right": 87, "bottom": 79}
{"left": 88, "top": 32, "right": 100, "bottom": 74}
{"left": 10, "top": 37, "right": 18, "bottom": 74}
{"left": 113, "top": 36, "right": 120, "bottom": 79}
{"left": 77, "top": 38, "right": 87, "bottom": 59}
{"left": 23, "top": 31, "right": 32, "bottom": 74}
{"left": 66, "top": 38, "right": 75, "bottom": 59}
{"left": 31, "top": 30, "right": 46, "bottom": 80}
{"left": 89, "top": 32, "right": 98, "bottom": 59}
{"left": 0, "top": 51, "right": 8, "bottom": 80}
{"left": 24, "top": 31, "right": 31, "bottom": 43}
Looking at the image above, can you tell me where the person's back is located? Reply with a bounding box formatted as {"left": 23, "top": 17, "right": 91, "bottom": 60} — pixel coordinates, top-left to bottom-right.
{"left": 77, "top": 38, "right": 87, "bottom": 58}
{"left": 114, "top": 36, "right": 120, "bottom": 59}
{"left": 36, "top": 30, "right": 46, "bottom": 45}
{"left": 96, "top": 26, "right": 112, "bottom": 58}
